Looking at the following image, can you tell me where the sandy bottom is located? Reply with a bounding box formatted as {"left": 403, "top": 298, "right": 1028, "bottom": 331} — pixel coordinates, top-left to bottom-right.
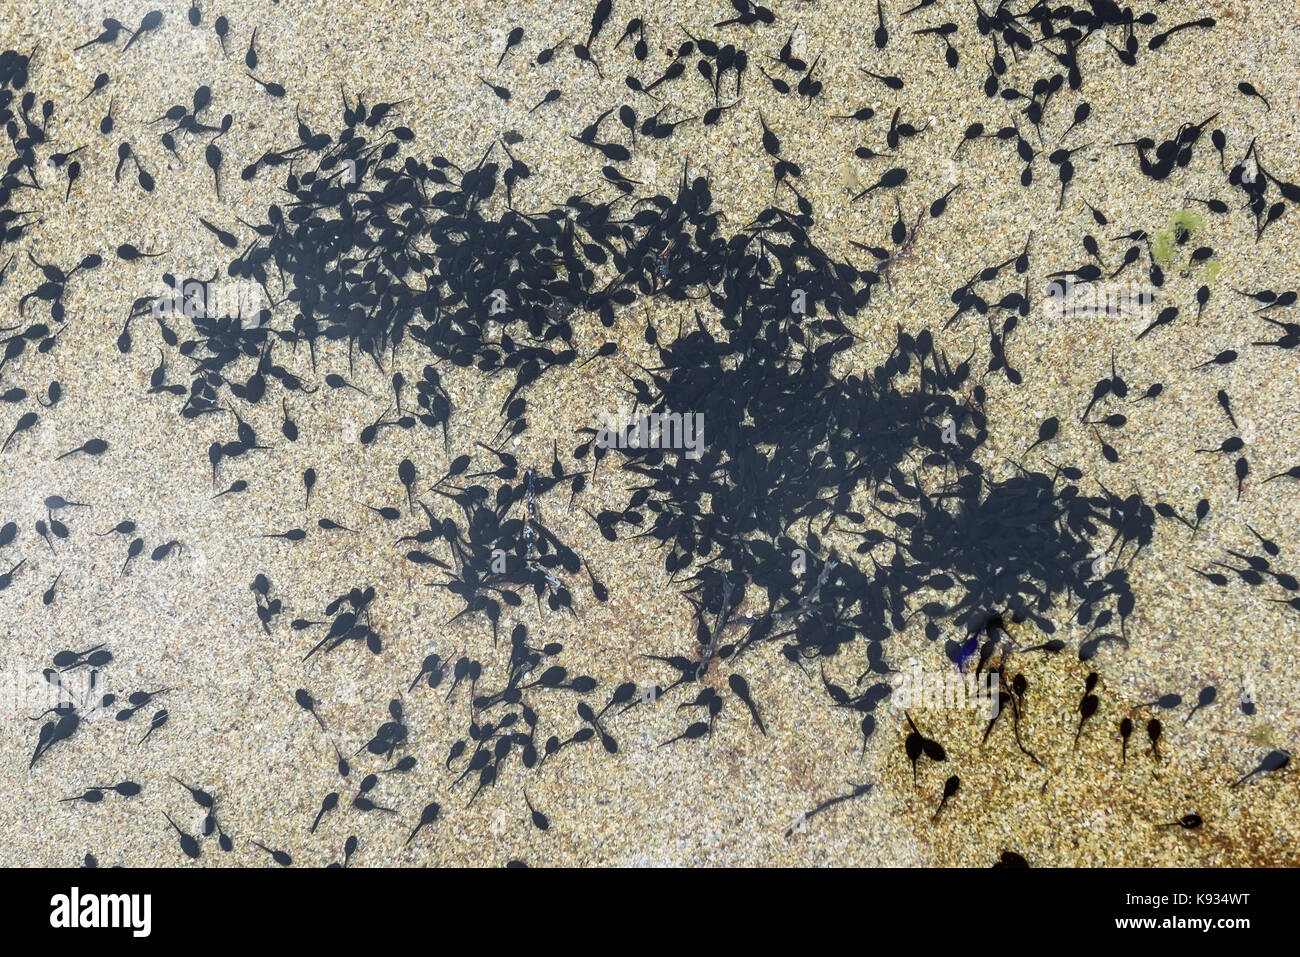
{"left": 0, "top": 0, "right": 1297, "bottom": 866}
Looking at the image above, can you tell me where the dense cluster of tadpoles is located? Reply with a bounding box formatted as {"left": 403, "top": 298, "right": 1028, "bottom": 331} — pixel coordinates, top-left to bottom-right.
{"left": 1, "top": 0, "right": 1297, "bottom": 866}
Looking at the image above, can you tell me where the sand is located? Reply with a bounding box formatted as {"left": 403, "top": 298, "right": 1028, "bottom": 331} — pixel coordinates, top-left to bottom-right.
{"left": 0, "top": 0, "right": 1297, "bottom": 867}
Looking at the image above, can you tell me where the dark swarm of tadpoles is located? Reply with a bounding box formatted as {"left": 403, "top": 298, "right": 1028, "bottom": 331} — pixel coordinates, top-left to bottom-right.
{"left": 1, "top": 0, "right": 1297, "bottom": 866}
